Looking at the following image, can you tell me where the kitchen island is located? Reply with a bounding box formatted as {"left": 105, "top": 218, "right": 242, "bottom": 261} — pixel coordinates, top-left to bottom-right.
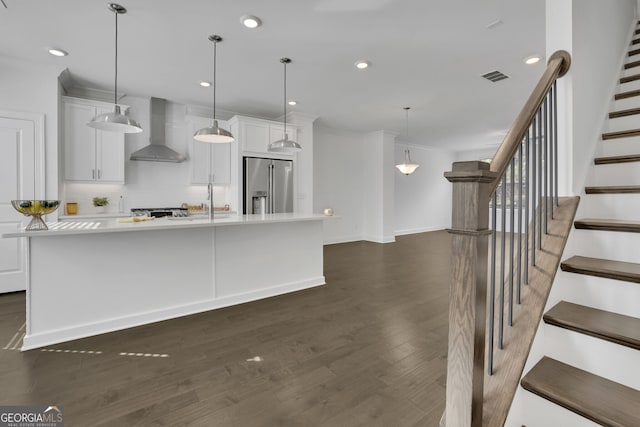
{"left": 2, "top": 213, "right": 327, "bottom": 350}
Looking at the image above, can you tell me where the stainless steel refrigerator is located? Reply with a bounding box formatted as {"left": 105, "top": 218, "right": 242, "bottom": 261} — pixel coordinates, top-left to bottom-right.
{"left": 243, "top": 157, "right": 293, "bottom": 214}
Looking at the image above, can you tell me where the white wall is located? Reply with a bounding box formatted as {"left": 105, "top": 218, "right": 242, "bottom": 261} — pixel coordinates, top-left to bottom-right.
{"left": 394, "top": 143, "right": 455, "bottom": 235}
{"left": 362, "top": 131, "right": 396, "bottom": 243}
{"left": 507, "top": 1, "right": 637, "bottom": 424}
{"left": 0, "top": 57, "right": 63, "bottom": 201}
{"left": 61, "top": 97, "right": 231, "bottom": 214}
{"left": 548, "top": 0, "right": 636, "bottom": 195}
{"left": 313, "top": 124, "right": 366, "bottom": 244}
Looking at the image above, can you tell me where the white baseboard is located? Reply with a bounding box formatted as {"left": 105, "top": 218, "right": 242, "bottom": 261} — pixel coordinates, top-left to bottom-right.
{"left": 394, "top": 225, "right": 448, "bottom": 236}
{"left": 22, "top": 277, "right": 325, "bottom": 351}
{"left": 323, "top": 234, "right": 362, "bottom": 245}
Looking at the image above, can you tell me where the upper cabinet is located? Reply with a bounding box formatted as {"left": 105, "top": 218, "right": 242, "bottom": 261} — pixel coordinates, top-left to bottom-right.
{"left": 187, "top": 115, "right": 232, "bottom": 185}
{"left": 63, "top": 97, "right": 126, "bottom": 184}
{"left": 228, "top": 115, "right": 297, "bottom": 156}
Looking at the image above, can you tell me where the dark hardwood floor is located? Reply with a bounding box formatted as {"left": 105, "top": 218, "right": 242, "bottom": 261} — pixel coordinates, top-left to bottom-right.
{"left": 0, "top": 231, "right": 451, "bottom": 426}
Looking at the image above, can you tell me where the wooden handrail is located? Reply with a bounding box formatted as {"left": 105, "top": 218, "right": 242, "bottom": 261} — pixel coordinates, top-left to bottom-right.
{"left": 490, "top": 50, "right": 571, "bottom": 191}
{"left": 443, "top": 50, "right": 571, "bottom": 427}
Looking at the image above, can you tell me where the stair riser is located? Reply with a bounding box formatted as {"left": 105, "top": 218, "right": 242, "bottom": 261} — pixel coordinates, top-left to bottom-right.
{"left": 566, "top": 229, "right": 640, "bottom": 264}
{"left": 589, "top": 161, "right": 640, "bottom": 185}
{"left": 621, "top": 65, "right": 640, "bottom": 77}
{"left": 577, "top": 193, "right": 640, "bottom": 218}
{"left": 618, "top": 78, "right": 640, "bottom": 92}
{"left": 544, "top": 325, "right": 640, "bottom": 390}
{"left": 604, "top": 114, "right": 640, "bottom": 132}
{"left": 550, "top": 270, "right": 640, "bottom": 319}
{"left": 515, "top": 393, "right": 602, "bottom": 427}
{"left": 599, "top": 135, "right": 640, "bottom": 156}
{"left": 612, "top": 96, "right": 640, "bottom": 112}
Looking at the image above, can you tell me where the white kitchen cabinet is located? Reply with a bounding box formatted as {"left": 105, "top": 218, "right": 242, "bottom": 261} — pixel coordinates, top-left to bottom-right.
{"left": 188, "top": 116, "right": 232, "bottom": 185}
{"left": 63, "top": 97, "right": 125, "bottom": 183}
{"left": 229, "top": 115, "right": 297, "bottom": 156}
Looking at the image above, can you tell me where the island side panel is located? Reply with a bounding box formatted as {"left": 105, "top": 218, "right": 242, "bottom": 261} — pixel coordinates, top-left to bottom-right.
{"left": 214, "top": 220, "right": 325, "bottom": 300}
{"left": 24, "top": 227, "right": 215, "bottom": 349}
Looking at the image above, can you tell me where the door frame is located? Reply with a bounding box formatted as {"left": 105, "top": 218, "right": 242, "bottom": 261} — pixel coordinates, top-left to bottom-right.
{"left": 0, "top": 109, "right": 46, "bottom": 199}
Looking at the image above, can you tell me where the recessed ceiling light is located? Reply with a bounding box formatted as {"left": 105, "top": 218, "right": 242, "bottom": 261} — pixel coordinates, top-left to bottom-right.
{"left": 199, "top": 81, "right": 212, "bottom": 87}
{"left": 240, "top": 15, "right": 262, "bottom": 29}
{"left": 288, "top": 100, "right": 297, "bottom": 106}
{"left": 524, "top": 55, "right": 541, "bottom": 65}
{"left": 48, "top": 48, "right": 68, "bottom": 57}
{"left": 355, "top": 60, "right": 370, "bottom": 70}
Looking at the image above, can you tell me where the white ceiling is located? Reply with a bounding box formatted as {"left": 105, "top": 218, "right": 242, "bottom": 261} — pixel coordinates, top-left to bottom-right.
{"left": 0, "top": 0, "right": 545, "bottom": 151}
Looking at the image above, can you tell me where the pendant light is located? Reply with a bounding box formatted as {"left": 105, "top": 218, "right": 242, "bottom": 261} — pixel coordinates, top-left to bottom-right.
{"left": 395, "top": 107, "right": 419, "bottom": 175}
{"left": 87, "top": 3, "right": 142, "bottom": 134}
{"left": 268, "top": 58, "right": 302, "bottom": 153}
{"left": 194, "top": 35, "right": 234, "bottom": 143}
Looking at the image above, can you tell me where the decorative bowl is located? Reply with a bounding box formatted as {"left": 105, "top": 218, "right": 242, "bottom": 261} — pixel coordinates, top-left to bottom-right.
{"left": 11, "top": 200, "right": 60, "bottom": 231}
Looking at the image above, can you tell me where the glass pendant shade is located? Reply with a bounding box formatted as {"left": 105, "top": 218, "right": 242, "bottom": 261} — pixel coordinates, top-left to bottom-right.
{"left": 88, "top": 3, "right": 142, "bottom": 134}
{"left": 395, "top": 106, "right": 419, "bottom": 175}
{"left": 395, "top": 149, "right": 419, "bottom": 175}
{"left": 269, "top": 58, "right": 301, "bottom": 153}
{"left": 194, "top": 35, "right": 234, "bottom": 144}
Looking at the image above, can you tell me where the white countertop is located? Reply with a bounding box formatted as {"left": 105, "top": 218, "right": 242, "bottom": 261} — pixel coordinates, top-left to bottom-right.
{"left": 2, "top": 213, "right": 333, "bottom": 238}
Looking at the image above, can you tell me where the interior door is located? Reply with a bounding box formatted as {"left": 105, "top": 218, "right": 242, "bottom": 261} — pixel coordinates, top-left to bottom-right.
{"left": 0, "top": 117, "right": 36, "bottom": 293}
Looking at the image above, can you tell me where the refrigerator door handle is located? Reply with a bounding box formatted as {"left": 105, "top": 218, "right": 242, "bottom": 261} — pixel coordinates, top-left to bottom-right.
{"left": 268, "top": 163, "right": 274, "bottom": 214}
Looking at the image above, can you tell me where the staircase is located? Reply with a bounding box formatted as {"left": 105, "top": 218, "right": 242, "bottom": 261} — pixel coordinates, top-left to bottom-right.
{"left": 513, "top": 27, "right": 640, "bottom": 427}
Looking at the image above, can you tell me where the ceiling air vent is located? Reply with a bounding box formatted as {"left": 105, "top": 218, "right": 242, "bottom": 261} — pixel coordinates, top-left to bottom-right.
{"left": 482, "top": 70, "right": 509, "bottom": 82}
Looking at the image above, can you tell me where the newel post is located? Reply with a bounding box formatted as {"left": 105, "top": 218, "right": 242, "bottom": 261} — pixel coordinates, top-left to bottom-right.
{"left": 444, "top": 161, "right": 498, "bottom": 427}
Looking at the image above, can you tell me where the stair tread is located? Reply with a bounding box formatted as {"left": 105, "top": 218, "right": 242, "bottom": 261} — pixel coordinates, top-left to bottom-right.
{"left": 561, "top": 255, "right": 640, "bottom": 283}
{"left": 585, "top": 185, "right": 640, "bottom": 194}
{"left": 575, "top": 218, "right": 640, "bottom": 232}
{"left": 521, "top": 357, "right": 640, "bottom": 427}
{"left": 620, "top": 73, "right": 640, "bottom": 83}
{"left": 629, "top": 47, "right": 640, "bottom": 56}
{"left": 624, "top": 59, "right": 640, "bottom": 69}
{"left": 544, "top": 301, "right": 640, "bottom": 350}
{"left": 609, "top": 107, "right": 640, "bottom": 118}
{"left": 602, "top": 128, "right": 640, "bottom": 140}
{"left": 615, "top": 89, "right": 640, "bottom": 100}
{"left": 594, "top": 153, "right": 640, "bottom": 164}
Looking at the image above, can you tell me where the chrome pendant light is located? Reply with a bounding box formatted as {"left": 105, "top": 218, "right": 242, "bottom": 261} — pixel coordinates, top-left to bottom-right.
{"left": 87, "top": 3, "right": 142, "bottom": 134}
{"left": 395, "top": 107, "right": 419, "bottom": 175}
{"left": 268, "top": 58, "right": 302, "bottom": 153}
{"left": 194, "top": 35, "right": 234, "bottom": 143}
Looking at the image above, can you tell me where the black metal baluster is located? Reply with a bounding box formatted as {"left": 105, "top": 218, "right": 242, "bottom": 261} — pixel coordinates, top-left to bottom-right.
{"left": 544, "top": 96, "right": 549, "bottom": 235}
{"left": 489, "top": 191, "right": 497, "bottom": 375}
{"left": 531, "top": 115, "right": 537, "bottom": 266}
{"left": 553, "top": 81, "right": 559, "bottom": 207}
{"left": 517, "top": 144, "right": 523, "bottom": 302}
{"left": 499, "top": 174, "right": 507, "bottom": 350}
{"left": 525, "top": 128, "right": 530, "bottom": 283}
{"left": 549, "top": 89, "right": 554, "bottom": 220}
{"left": 537, "top": 107, "right": 542, "bottom": 249}
{"left": 509, "top": 159, "right": 515, "bottom": 326}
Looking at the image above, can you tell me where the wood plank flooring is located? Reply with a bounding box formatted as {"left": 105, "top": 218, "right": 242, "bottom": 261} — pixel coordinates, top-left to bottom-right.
{"left": 0, "top": 231, "right": 452, "bottom": 426}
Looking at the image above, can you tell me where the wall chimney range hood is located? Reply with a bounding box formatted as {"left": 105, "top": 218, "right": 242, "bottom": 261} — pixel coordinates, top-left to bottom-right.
{"left": 130, "top": 97, "right": 186, "bottom": 162}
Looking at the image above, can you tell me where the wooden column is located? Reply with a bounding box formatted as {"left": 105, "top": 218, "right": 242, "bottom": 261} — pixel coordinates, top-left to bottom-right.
{"left": 444, "top": 161, "right": 498, "bottom": 427}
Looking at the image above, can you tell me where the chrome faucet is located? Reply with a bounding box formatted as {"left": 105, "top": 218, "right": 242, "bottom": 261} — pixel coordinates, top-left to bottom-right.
{"left": 207, "top": 183, "right": 213, "bottom": 220}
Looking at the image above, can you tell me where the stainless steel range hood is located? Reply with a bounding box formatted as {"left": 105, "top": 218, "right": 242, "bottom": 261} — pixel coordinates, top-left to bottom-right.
{"left": 130, "top": 97, "right": 186, "bottom": 163}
